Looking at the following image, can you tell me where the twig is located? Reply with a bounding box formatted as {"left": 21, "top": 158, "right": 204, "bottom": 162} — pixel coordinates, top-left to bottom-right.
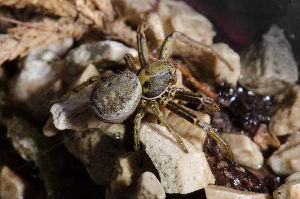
{"left": 178, "top": 65, "right": 218, "bottom": 101}
{"left": 0, "top": 16, "right": 59, "bottom": 32}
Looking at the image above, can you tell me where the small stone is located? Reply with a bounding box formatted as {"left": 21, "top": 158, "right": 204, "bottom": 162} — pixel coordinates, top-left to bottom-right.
{"left": 110, "top": 152, "right": 140, "bottom": 191}
{"left": 137, "top": 172, "right": 166, "bottom": 199}
{"left": 222, "top": 133, "right": 264, "bottom": 169}
{"left": 63, "top": 125, "right": 127, "bottom": 185}
{"left": 11, "top": 38, "right": 74, "bottom": 115}
{"left": 205, "top": 185, "right": 272, "bottom": 199}
{"left": 267, "top": 131, "right": 300, "bottom": 176}
{"left": 51, "top": 64, "right": 103, "bottom": 131}
{"left": 157, "top": 0, "right": 213, "bottom": 55}
{"left": 0, "top": 166, "right": 27, "bottom": 199}
{"left": 269, "top": 85, "right": 300, "bottom": 136}
{"left": 167, "top": 108, "right": 210, "bottom": 150}
{"left": 66, "top": 40, "right": 138, "bottom": 68}
{"left": 210, "top": 43, "right": 241, "bottom": 88}
{"left": 239, "top": 24, "right": 298, "bottom": 96}
{"left": 273, "top": 172, "right": 300, "bottom": 199}
{"left": 139, "top": 123, "right": 215, "bottom": 194}
{"left": 113, "top": 0, "right": 165, "bottom": 46}
{"left": 43, "top": 115, "right": 59, "bottom": 137}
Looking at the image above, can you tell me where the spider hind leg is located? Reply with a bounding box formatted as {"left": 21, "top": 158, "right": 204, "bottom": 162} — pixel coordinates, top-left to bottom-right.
{"left": 162, "top": 96, "right": 233, "bottom": 161}
{"left": 150, "top": 100, "right": 188, "bottom": 153}
{"left": 51, "top": 76, "right": 102, "bottom": 103}
{"left": 168, "top": 88, "right": 219, "bottom": 114}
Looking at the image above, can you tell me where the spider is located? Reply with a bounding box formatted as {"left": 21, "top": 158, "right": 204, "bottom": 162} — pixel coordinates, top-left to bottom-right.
{"left": 51, "top": 13, "right": 233, "bottom": 161}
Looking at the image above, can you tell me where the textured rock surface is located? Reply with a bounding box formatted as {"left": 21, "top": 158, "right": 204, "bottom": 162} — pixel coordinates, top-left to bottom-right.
{"left": 63, "top": 126, "right": 127, "bottom": 185}
{"left": 137, "top": 172, "right": 166, "bottom": 199}
{"left": 110, "top": 152, "right": 140, "bottom": 192}
{"left": 113, "top": 0, "right": 165, "bottom": 47}
{"left": 157, "top": 0, "right": 213, "bottom": 55}
{"left": 0, "top": 166, "right": 27, "bottom": 199}
{"left": 11, "top": 38, "right": 74, "bottom": 116}
{"left": 210, "top": 43, "right": 241, "bottom": 88}
{"left": 273, "top": 172, "right": 300, "bottom": 199}
{"left": 50, "top": 64, "right": 102, "bottom": 131}
{"left": 205, "top": 185, "right": 272, "bottom": 199}
{"left": 222, "top": 133, "right": 264, "bottom": 169}
{"left": 66, "top": 40, "right": 138, "bottom": 68}
{"left": 269, "top": 85, "right": 300, "bottom": 136}
{"left": 139, "top": 123, "right": 215, "bottom": 194}
{"left": 166, "top": 108, "right": 210, "bottom": 150}
{"left": 239, "top": 24, "right": 298, "bottom": 96}
{"left": 267, "top": 131, "right": 300, "bottom": 176}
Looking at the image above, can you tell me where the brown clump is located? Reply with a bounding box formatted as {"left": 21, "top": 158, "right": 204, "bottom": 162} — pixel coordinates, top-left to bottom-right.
{"left": 215, "top": 80, "right": 273, "bottom": 137}
{"left": 204, "top": 136, "right": 269, "bottom": 194}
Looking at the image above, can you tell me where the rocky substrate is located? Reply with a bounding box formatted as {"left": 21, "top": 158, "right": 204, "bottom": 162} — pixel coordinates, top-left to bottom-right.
{"left": 0, "top": 0, "right": 299, "bottom": 199}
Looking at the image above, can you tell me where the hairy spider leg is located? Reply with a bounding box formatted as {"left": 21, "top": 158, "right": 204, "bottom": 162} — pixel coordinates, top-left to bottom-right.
{"left": 150, "top": 100, "right": 188, "bottom": 153}
{"left": 158, "top": 31, "right": 233, "bottom": 71}
{"left": 50, "top": 76, "right": 102, "bottom": 103}
{"left": 133, "top": 99, "right": 147, "bottom": 153}
{"left": 161, "top": 96, "right": 233, "bottom": 161}
{"left": 168, "top": 88, "right": 219, "bottom": 114}
{"left": 124, "top": 54, "right": 139, "bottom": 73}
{"left": 137, "top": 13, "right": 150, "bottom": 67}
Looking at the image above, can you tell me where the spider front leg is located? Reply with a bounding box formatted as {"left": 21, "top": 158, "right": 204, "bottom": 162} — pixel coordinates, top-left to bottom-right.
{"left": 133, "top": 99, "right": 147, "bottom": 154}
{"left": 161, "top": 96, "right": 233, "bottom": 161}
{"left": 150, "top": 100, "right": 188, "bottom": 153}
{"left": 51, "top": 76, "right": 102, "bottom": 103}
{"left": 124, "top": 53, "right": 139, "bottom": 73}
{"left": 137, "top": 13, "right": 150, "bottom": 67}
{"left": 168, "top": 88, "right": 219, "bottom": 114}
{"left": 159, "top": 31, "right": 233, "bottom": 71}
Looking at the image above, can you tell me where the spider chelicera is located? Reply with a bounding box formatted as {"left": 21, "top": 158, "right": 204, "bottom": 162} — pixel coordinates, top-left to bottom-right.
{"left": 51, "top": 13, "right": 233, "bottom": 161}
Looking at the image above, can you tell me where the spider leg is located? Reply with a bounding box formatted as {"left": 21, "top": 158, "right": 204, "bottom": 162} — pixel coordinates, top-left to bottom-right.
{"left": 168, "top": 88, "right": 219, "bottom": 114}
{"left": 158, "top": 31, "right": 233, "bottom": 71}
{"left": 161, "top": 97, "right": 233, "bottom": 161}
{"left": 137, "top": 13, "right": 150, "bottom": 67}
{"left": 124, "top": 53, "right": 139, "bottom": 73}
{"left": 149, "top": 100, "right": 188, "bottom": 153}
{"left": 51, "top": 76, "right": 102, "bottom": 103}
{"left": 133, "top": 99, "right": 147, "bottom": 154}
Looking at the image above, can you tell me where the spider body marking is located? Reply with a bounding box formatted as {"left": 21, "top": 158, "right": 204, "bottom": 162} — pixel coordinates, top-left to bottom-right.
{"left": 51, "top": 13, "right": 233, "bottom": 161}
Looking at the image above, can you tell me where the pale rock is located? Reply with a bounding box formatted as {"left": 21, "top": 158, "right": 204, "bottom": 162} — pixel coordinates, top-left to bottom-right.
{"left": 239, "top": 24, "right": 298, "bottom": 96}
{"left": 11, "top": 38, "right": 73, "bottom": 115}
{"left": 222, "top": 133, "right": 264, "bottom": 169}
{"left": 267, "top": 131, "right": 300, "bottom": 176}
{"left": 51, "top": 64, "right": 104, "bottom": 131}
{"left": 139, "top": 123, "right": 215, "bottom": 194}
{"left": 273, "top": 171, "right": 300, "bottom": 199}
{"left": 205, "top": 185, "right": 272, "bottom": 199}
{"left": 6, "top": 116, "right": 79, "bottom": 198}
{"left": 110, "top": 152, "right": 140, "bottom": 191}
{"left": 269, "top": 85, "right": 300, "bottom": 136}
{"left": 137, "top": 172, "right": 166, "bottom": 199}
{"left": 157, "top": 0, "right": 213, "bottom": 55}
{"left": 210, "top": 43, "right": 241, "bottom": 88}
{"left": 17, "top": 38, "right": 73, "bottom": 99}
{"left": 112, "top": 0, "right": 165, "bottom": 46}
{"left": 0, "top": 166, "right": 27, "bottom": 199}
{"left": 43, "top": 115, "right": 59, "bottom": 137}
{"left": 66, "top": 40, "right": 138, "bottom": 69}
{"left": 167, "top": 108, "right": 210, "bottom": 150}
{"left": 63, "top": 125, "right": 127, "bottom": 185}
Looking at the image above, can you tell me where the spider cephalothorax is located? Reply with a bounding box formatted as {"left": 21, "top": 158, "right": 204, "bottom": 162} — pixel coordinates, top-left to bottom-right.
{"left": 51, "top": 13, "right": 233, "bottom": 161}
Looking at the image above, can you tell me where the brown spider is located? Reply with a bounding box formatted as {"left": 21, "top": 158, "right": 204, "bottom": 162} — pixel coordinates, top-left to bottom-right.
{"left": 51, "top": 13, "right": 233, "bottom": 161}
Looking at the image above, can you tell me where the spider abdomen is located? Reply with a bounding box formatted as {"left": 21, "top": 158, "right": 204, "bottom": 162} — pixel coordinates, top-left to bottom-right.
{"left": 90, "top": 71, "right": 142, "bottom": 123}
